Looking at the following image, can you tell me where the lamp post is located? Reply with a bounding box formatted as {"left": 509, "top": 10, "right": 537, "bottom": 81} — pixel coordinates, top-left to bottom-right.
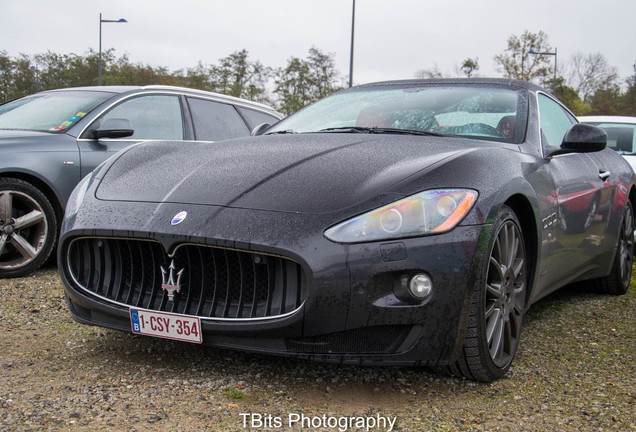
{"left": 98, "top": 13, "right": 127, "bottom": 86}
{"left": 29, "top": 65, "right": 39, "bottom": 93}
{"left": 528, "top": 48, "right": 557, "bottom": 96}
{"left": 348, "top": 0, "right": 355, "bottom": 88}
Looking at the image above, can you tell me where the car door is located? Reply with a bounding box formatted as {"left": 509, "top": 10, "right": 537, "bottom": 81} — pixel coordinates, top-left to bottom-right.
{"left": 76, "top": 94, "right": 185, "bottom": 177}
{"left": 538, "top": 93, "right": 612, "bottom": 288}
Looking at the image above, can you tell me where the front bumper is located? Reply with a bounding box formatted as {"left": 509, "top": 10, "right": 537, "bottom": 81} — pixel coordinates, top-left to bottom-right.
{"left": 59, "top": 200, "right": 487, "bottom": 366}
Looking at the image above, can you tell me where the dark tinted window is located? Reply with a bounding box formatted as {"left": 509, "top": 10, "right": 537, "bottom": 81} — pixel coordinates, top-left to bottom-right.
{"left": 237, "top": 107, "right": 280, "bottom": 129}
{"left": 187, "top": 97, "right": 250, "bottom": 141}
{"left": 100, "top": 95, "right": 183, "bottom": 140}
{"left": 587, "top": 123, "right": 636, "bottom": 154}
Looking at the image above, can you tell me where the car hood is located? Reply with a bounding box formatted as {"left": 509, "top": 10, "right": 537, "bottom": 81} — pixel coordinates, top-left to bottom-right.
{"left": 96, "top": 134, "right": 482, "bottom": 214}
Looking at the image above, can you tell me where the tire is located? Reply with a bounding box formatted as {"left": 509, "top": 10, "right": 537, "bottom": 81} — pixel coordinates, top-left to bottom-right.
{"left": 448, "top": 205, "right": 528, "bottom": 382}
{"left": 0, "top": 178, "right": 58, "bottom": 278}
{"left": 588, "top": 200, "right": 633, "bottom": 295}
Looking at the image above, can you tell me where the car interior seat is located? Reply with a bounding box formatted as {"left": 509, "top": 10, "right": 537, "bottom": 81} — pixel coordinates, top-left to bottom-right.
{"left": 496, "top": 115, "right": 516, "bottom": 139}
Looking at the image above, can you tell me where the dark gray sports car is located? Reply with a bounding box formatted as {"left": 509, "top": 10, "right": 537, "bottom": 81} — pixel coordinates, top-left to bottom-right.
{"left": 58, "top": 79, "right": 635, "bottom": 382}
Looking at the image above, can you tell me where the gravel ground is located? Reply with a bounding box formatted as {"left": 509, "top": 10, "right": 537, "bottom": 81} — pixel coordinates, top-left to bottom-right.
{"left": 0, "top": 265, "right": 634, "bottom": 432}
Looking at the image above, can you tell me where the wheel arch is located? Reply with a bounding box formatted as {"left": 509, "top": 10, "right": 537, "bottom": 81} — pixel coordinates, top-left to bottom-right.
{"left": 481, "top": 177, "right": 541, "bottom": 305}
{"left": 504, "top": 194, "right": 539, "bottom": 304}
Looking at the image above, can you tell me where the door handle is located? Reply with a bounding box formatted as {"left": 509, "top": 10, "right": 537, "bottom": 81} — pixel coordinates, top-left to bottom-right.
{"left": 599, "top": 170, "right": 611, "bottom": 181}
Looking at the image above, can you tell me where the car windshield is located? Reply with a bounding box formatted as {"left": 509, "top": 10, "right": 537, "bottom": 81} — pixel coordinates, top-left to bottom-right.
{"left": 0, "top": 90, "right": 114, "bottom": 132}
{"left": 585, "top": 122, "right": 636, "bottom": 155}
{"left": 267, "top": 84, "right": 525, "bottom": 143}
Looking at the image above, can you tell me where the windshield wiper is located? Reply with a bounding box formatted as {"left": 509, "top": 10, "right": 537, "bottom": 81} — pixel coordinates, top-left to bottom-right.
{"left": 318, "top": 126, "right": 445, "bottom": 137}
{"left": 318, "top": 126, "right": 374, "bottom": 134}
{"left": 265, "top": 129, "right": 296, "bottom": 135}
{"left": 371, "top": 127, "right": 445, "bottom": 137}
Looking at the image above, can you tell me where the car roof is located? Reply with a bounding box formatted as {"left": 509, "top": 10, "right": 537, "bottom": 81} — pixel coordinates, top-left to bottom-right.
{"left": 355, "top": 78, "right": 547, "bottom": 93}
{"left": 578, "top": 115, "right": 636, "bottom": 124}
{"left": 42, "top": 85, "right": 279, "bottom": 114}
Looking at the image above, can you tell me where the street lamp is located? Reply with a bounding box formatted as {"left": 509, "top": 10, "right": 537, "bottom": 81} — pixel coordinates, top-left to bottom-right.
{"left": 349, "top": 0, "right": 355, "bottom": 88}
{"left": 528, "top": 48, "right": 557, "bottom": 96}
{"left": 98, "top": 13, "right": 127, "bottom": 86}
{"left": 29, "top": 65, "right": 39, "bottom": 93}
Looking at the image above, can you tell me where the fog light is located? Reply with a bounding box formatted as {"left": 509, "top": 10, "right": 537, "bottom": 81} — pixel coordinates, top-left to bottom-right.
{"left": 409, "top": 273, "right": 433, "bottom": 299}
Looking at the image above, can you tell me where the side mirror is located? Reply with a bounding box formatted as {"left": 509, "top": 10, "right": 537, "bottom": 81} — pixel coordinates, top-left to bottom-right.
{"left": 546, "top": 123, "right": 607, "bottom": 157}
{"left": 251, "top": 122, "right": 271, "bottom": 136}
{"left": 92, "top": 118, "right": 134, "bottom": 139}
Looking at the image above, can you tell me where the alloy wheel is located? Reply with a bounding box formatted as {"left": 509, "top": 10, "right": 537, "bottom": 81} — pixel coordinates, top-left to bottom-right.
{"left": 0, "top": 189, "right": 49, "bottom": 270}
{"left": 485, "top": 220, "right": 526, "bottom": 368}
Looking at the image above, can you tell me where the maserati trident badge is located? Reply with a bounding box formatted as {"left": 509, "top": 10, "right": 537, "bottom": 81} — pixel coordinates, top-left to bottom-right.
{"left": 160, "top": 260, "right": 184, "bottom": 301}
{"left": 171, "top": 211, "right": 187, "bottom": 225}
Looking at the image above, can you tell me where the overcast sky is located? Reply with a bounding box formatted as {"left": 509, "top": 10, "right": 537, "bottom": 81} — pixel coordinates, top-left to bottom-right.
{"left": 2, "top": 0, "right": 635, "bottom": 87}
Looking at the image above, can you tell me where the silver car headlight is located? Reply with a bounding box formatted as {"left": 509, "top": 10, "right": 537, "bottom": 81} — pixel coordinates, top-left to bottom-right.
{"left": 324, "top": 189, "right": 478, "bottom": 243}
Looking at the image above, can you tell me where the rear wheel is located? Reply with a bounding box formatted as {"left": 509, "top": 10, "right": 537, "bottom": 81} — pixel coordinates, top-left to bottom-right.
{"left": 0, "top": 178, "right": 57, "bottom": 278}
{"left": 588, "top": 200, "right": 633, "bottom": 295}
{"left": 449, "top": 205, "right": 527, "bottom": 382}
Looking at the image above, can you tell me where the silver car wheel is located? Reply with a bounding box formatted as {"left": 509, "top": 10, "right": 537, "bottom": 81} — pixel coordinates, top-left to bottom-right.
{"left": 0, "top": 178, "right": 57, "bottom": 278}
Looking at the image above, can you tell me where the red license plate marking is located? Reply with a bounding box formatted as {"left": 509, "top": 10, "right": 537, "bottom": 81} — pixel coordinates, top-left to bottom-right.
{"left": 130, "top": 308, "right": 202, "bottom": 343}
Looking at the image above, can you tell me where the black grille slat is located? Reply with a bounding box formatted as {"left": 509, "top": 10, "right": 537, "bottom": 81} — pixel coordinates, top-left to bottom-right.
{"left": 124, "top": 241, "right": 136, "bottom": 304}
{"left": 111, "top": 241, "right": 125, "bottom": 302}
{"left": 250, "top": 258, "right": 259, "bottom": 318}
{"left": 146, "top": 244, "right": 163, "bottom": 310}
{"left": 222, "top": 250, "right": 231, "bottom": 318}
{"left": 194, "top": 247, "right": 206, "bottom": 316}
{"left": 66, "top": 238, "right": 306, "bottom": 320}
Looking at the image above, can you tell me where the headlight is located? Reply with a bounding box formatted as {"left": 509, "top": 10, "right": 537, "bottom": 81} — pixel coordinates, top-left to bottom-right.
{"left": 324, "top": 189, "right": 478, "bottom": 243}
{"left": 65, "top": 173, "right": 92, "bottom": 220}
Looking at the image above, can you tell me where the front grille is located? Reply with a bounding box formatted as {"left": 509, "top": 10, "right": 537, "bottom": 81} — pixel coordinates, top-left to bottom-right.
{"left": 286, "top": 325, "right": 412, "bottom": 354}
{"left": 66, "top": 238, "right": 306, "bottom": 320}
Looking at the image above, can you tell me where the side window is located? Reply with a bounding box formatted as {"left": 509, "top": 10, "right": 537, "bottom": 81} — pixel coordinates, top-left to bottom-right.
{"left": 538, "top": 93, "right": 576, "bottom": 153}
{"left": 187, "top": 97, "right": 250, "bottom": 141}
{"left": 100, "top": 95, "right": 183, "bottom": 140}
{"left": 596, "top": 124, "right": 636, "bottom": 154}
{"left": 237, "top": 107, "right": 280, "bottom": 129}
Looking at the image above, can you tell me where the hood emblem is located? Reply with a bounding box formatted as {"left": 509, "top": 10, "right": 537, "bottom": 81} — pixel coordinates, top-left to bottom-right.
{"left": 160, "top": 260, "right": 184, "bottom": 301}
{"left": 171, "top": 211, "right": 187, "bottom": 225}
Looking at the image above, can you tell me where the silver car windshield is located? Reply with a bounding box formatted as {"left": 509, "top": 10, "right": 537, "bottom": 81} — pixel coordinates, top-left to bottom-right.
{"left": 267, "top": 85, "right": 524, "bottom": 143}
{"left": 0, "top": 91, "right": 113, "bottom": 132}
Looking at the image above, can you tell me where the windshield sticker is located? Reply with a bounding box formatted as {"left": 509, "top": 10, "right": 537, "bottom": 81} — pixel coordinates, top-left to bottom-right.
{"left": 53, "top": 112, "right": 88, "bottom": 131}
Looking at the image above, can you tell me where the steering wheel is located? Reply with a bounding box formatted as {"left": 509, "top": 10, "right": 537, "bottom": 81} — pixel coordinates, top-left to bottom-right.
{"left": 462, "top": 123, "right": 505, "bottom": 138}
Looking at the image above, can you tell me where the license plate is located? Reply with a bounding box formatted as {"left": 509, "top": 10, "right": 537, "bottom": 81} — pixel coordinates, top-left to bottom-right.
{"left": 130, "top": 308, "right": 202, "bottom": 344}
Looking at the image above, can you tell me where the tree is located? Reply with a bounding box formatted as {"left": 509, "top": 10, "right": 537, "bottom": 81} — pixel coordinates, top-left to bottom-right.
{"left": 210, "top": 49, "right": 272, "bottom": 102}
{"left": 0, "top": 47, "right": 347, "bottom": 111}
{"left": 494, "top": 30, "right": 554, "bottom": 86}
{"left": 556, "top": 83, "right": 591, "bottom": 116}
{"left": 274, "top": 56, "right": 313, "bottom": 115}
{"left": 274, "top": 47, "right": 344, "bottom": 115}
{"left": 619, "top": 60, "right": 636, "bottom": 115}
{"left": 589, "top": 88, "right": 622, "bottom": 115}
{"left": 414, "top": 64, "right": 446, "bottom": 79}
{"left": 306, "top": 47, "right": 342, "bottom": 100}
{"left": 567, "top": 52, "right": 619, "bottom": 104}
{"left": 461, "top": 58, "right": 479, "bottom": 78}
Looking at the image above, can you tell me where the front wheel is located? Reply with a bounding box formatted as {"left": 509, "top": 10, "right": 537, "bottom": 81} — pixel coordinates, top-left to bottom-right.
{"left": 0, "top": 178, "right": 57, "bottom": 278}
{"left": 449, "top": 205, "right": 527, "bottom": 382}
